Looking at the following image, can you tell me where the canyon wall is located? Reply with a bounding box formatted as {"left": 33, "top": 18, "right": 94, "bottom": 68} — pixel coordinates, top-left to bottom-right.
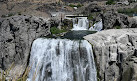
{"left": 84, "top": 29, "right": 137, "bottom": 81}
{"left": 0, "top": 15, "right": 50, "bottom": 78}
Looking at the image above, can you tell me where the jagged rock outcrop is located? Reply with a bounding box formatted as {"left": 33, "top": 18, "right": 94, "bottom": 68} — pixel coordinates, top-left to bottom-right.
{"left": 82, "top": 3, "right": 105, "bottom": 15}
{"left": 101, "top": 11, "right": 137, "bottom": 29}
{"left": 84, "top": 28, "right": 137, "bottom": 81}
{"left": 0, "top": 15, "right": 50, "bottom": 78}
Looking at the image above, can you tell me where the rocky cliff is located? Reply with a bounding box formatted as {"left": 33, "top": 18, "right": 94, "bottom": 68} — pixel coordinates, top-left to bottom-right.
{"left": 0, "top": 15, "right": 50, "bottom": 78}
{"left": 92, "top": 11, "right": 137, "bottom": 29}
{"left": 84, "top": 29, "right": 137, "bottom": 81}
{"left": 102, "top": 11, "right": 137, "bottom": 29}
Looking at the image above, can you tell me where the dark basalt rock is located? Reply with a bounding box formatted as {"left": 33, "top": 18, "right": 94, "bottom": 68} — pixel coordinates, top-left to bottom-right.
{"left": 82, "top": 3, "right": 105, "bottom": 15}
{"left": 101, "top": 11, "right": 137, "bottom": 29}
{"left": 0, "top": 15, "right": 50, "bottom": 78}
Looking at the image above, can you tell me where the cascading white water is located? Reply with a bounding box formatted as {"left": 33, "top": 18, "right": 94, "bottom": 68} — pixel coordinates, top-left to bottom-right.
{"left": 27, "top": 38, "right": 97, "bottom": 81}
{"left": 72, "top": 17, "right": 102, "bottom": 31}
{"left": 89, "top": 19, "right": 103, "bottom": 31}
{"left": 72, "top": 17, "right": 89, "bottom": 30}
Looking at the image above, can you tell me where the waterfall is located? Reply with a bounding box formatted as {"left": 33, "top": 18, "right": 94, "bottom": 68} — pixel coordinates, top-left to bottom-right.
{"left": 72, "top": 17, "right": 102, "bottom": 31}
{"left": 89, "top": 19, "right": 103, "bottom": 31}
{"left": 27, "top": 38, "right": 97, "bottom": 81}
{"left": 72, "top": 17, "right": 89, "bottom": 30}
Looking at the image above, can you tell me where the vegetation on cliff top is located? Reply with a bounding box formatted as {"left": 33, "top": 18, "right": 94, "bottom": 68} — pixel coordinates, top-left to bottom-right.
{"left": 50, "top": 27, "right": 66, "bottom": 34}
{"left": 106, "top": 0, "right": 115, "bottom": 5}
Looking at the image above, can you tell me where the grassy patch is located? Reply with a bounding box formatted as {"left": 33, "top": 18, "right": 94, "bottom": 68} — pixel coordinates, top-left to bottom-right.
{"left": 118, "top": 6, "right": 137, "bottom": 14}
{"left": 115, "top": 26, "right": 121, "bottom": 29}
{"left": 8, "top": 13, "right": 14, "bottom": 17}
{"left": 88, "top": 14, "right": 93, "bottom": 20}
{"left": 77, "top": 3, "right": 83, "bottom": 8}
{"left": 1, "top": 13, "right": 14, "bottom": 18}
{"left": 50, "top": 27, "right": 66, "bottom": 34}
{"left": 106, "top": 0, "right": 115, "bottom": 5}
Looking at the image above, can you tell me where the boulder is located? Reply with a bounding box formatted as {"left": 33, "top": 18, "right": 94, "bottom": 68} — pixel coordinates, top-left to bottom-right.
{"left": 0, "top": 15, "right": 50, "bottom": 79}
{"left": 84, "top": 28, "right": 137, "bottom": 81}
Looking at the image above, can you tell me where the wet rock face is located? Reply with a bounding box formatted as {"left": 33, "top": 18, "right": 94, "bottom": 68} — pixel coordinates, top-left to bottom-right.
{"left": 0, "top": 15, "right": 50, "bottom": 77}
{"left": 84, "top": 29, "right": 137, "bottom": 81}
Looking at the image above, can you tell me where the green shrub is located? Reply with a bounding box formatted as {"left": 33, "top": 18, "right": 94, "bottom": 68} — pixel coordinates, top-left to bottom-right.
{"left": 69, "top": 4, "right": 76, "bottom": 7}
{"left": 106, "top": 0, "right": 115, "bottom": 5}
{"left": 1, "top": 13, "right": 14, "bottom": 18}
{"left": 88, "top": 15, "right": 93, "bottom": 20}
{"left": 89, "top": 23, "right": 91, "bottom": 27}
{"left": 115, "top": 26, "right": 121, "bottom": 29}
{"left": 50, "top": 27, "right": 66, "bottom": 34}
{"left": 8, "top": 13, "right": 14, "bottom": 17}
{"left": 77, "top": 3, "right": 83, "bottom": 8}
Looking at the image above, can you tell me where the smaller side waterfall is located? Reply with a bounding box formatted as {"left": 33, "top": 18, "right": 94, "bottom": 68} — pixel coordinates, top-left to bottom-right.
{"left": 72, "top": 17, "right": 89, "bottom": 30}
{"left": 27, "top": 38, "right": 97, "bottom": 81}
{"left": 89, "top": 19, "right": 103, "bottom": 31}
{"left": 72, "top": 17, "right": 102, "bottom": 31}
